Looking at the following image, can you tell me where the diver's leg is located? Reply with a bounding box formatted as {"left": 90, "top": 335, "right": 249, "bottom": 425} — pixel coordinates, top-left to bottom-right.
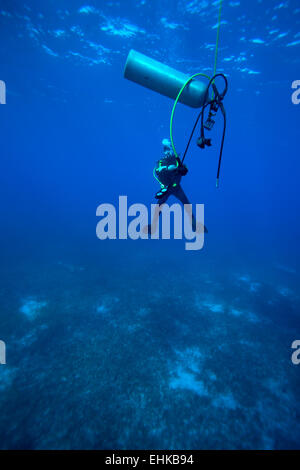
{"left": 174, "top": 185, "right": 208, "bottom": 233}
{"left": 144, "top": 193, "right": 170, "bottom": 235}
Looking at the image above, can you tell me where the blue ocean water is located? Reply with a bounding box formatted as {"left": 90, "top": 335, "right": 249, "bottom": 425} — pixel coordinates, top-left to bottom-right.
{"left": 0, "top": 0, "right": 300, "bottom": 450}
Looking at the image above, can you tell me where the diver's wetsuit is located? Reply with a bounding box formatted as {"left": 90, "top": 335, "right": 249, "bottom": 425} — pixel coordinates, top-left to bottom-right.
{"left": 154, "top": 184, "right": 199, "bottom": 232}
{"left": 154, "top": 156, "right": 191, "bottom": 213}
{"left": 147, "top": 151, "right": 207, "bottom": 234}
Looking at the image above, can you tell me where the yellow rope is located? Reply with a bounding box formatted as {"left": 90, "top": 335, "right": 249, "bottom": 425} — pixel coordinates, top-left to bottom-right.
{"left": 211, "top": 0, "right": 223, "bottom": 98}
{"left": 213, "top": 0, "right": 223, "bottom": 77}
{"left": 169, "top": 0, "right": 224, "bottom": 156}
{"left": 170, "top": 72, "right": 211, "bottom": 158}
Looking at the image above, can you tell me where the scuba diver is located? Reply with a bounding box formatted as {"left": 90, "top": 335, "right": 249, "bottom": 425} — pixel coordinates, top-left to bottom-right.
{"left": 144, "top": 71, "right": 228, "bottom": 236}
{"left": 124, "top": 50, "right": 229, "bottom": 239}
{"left": 145, "top": 138, "right": 208, "bottom": 235}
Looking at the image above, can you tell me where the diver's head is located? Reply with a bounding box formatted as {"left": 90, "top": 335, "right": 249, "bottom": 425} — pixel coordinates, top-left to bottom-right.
{"left": 162, "top": 138, "right": 172, "bottom": 156}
